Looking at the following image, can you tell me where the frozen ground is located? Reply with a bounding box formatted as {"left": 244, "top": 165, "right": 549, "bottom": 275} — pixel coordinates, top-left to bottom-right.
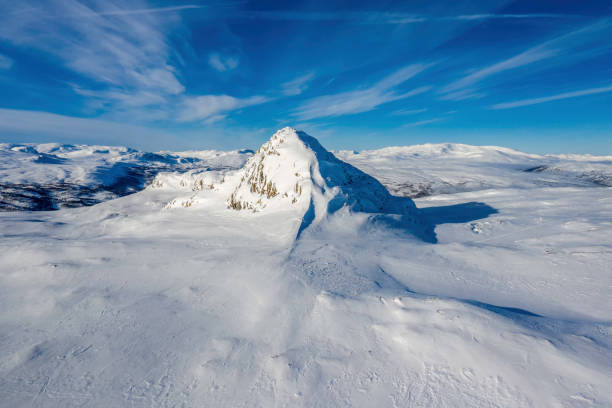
{"left": 0, "top": 128, "right": 610, "bottom": 407}
{"left": 0, "top": 143, "right": 250, "bottom": 211}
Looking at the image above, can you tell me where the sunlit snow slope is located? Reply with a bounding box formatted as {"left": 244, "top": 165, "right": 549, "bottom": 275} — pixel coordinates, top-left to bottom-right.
{"left": 0, "top": 128, "right": 611, "bottom": 407}
{"left": 337, "top": 143, "right": 612, "bottom": 197}
{"left": 0, "top": 143, "right": 250, "bottom": 211}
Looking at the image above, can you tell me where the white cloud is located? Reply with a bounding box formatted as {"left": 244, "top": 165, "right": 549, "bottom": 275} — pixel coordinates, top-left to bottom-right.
{"left": 208, "top": 53, "right": 240, "bottom": 72}
{"left": 0, "top": 108, "right": 177, "bottom": 147}
{"left": 390, "top": 108, "right": 428, "bottom": 116}
{"left": 0, "top": 1, "right": 185, "bottom": 110}
{"left": 203, "top": 114, "right": 227, "bottom": 125}
{"left": 96, "top": 5, "right": 202, "bottom": 16}
{"left": 403, "top": 117, "right": 447, "bottom": 127}
{"left": 282, "top": 73, "right": 315, "bottom": 96}
{"left": 451, "top": 13, "right": 566, "bottom": 21}
{"left": 235, "top": 11, "right": 571, "bottom": 24}
{"left": 0, "top": 53, "right": 12, "bottom": 69}
{"left": 440, "top": 19, "right": 612, "bottom": 97}
{"left": 490, "top": 84, "right": 612, "bottom": 109}
{"left": 439, "top": 88, "right": 485, "bottom": 101}
{"left": 442, "top": 46, "right": 558, "bottom": 94}
{"left": 0, "top": 108, "right": 274, "bottom": 150}
{"left": 178, "top": 94, "right": 269, "bottom": 122}
{"left": 294, "top": 64, "right": 431, "bottom": 120}
{"left": 73, "top": 87, "right": 168, "bottom": 107}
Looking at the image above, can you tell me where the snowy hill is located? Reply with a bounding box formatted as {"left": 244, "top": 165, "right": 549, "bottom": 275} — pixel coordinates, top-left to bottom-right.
{"left": 0, "top": 143, "right": 250, "bottom": 211}
{"left": 3, "top": 138, "right": 610, "bottom": 212}
{"left": 164, "top": 128, "right": 426, "bottom": 238}
{"left": 1, "top": 130, "right": 611, "bottom": 406}
{"left": 336, "top": 143, "right": 612, "bottom": 197}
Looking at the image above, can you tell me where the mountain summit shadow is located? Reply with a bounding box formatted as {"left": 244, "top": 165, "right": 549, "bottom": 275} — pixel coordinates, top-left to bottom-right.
{"left": 222, "top": 127, "right": 497, "bottom": 243}
{"left": 294, "top": 131, "right": 498, "bottom": 243}
{"left": 292, "top": 130, "right": 436, "bottom": 240}
{"left": 419, "top": 202, "right": 498, "bottom": 243}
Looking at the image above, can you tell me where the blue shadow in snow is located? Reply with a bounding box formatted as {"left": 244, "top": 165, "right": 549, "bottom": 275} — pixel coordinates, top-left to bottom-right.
{"left": 419, "top": 201, "right": 499, "bottom": 243}
{"left": 291, "top": 130, "right": 498, "bottom": 244}
{"left": 420, "top": 201, "right": 498, "bottom": 225}
{"left": 370, "top": 201, "right": 498, "bottom": 244}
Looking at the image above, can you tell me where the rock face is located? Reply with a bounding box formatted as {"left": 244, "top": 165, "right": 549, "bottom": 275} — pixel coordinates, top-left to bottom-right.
{"left": 224, "top": 127, "right": 422, "bottom": 235}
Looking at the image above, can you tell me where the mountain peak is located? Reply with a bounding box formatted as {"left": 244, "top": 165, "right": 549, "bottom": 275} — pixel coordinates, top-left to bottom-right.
{"left": 225, "top": 128, "right": 421, "bottom": 235}
{"left": 226, "top": 127, "right": 317, "bottom": 212}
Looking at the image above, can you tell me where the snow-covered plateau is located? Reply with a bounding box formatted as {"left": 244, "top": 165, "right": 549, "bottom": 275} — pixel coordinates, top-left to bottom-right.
{"left": 1, "top": 127, "right": 611, "bottom": 407}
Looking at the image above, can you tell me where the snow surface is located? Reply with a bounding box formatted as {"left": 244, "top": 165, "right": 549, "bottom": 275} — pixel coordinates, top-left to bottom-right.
{"left": 336, "top": 143, "right": 612, "bottom": 197}
{"left": 1, "top": 128, "right": 611, "bottom": 407}
{"left": 0, "top": 143, "right": 249, "bottom": 211}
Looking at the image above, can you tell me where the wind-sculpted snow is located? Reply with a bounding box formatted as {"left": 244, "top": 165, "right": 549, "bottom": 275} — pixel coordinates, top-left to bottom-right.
{"left": 336, "top": 143, "right": 612, "bottom": 197}
{"left": 0, "top": 143, "right": 251, "bottom": 211}
{"left": 1, "top": 130, "right": 611, "bottom": 407}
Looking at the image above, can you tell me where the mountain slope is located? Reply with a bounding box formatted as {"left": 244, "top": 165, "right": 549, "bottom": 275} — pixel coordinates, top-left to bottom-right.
{"left": 0, "top": 129, "right": 611, "bottom": 407}
{"left": 336, "top": 143, "right": 612, "bottom": 197}
{"left": 168, "top": 127, "right": 429, "bottom": 239}
{"left": 0, "top": 143, "right": 250, "bottom": 211}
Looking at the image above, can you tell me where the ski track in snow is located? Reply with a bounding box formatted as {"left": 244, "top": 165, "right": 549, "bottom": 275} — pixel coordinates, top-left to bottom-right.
{"left": 0, "top": 129, "right": 611, "bottom": 407}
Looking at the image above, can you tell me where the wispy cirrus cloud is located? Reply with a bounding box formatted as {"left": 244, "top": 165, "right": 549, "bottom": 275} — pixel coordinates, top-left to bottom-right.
{"left": 451, "top": 13, "right": 568, "bottom": 21}
{"left": 209, "top": 53, "right": 240, "bottom": 72}
{"left": 95, "top": 4, "right": 203, "bottom": 16}
{"left": 438, "top": 88, "right": 485, "bottom": 101}
{"left": 0, "top": 1, "right": 288, "bottom": 125}
{"left": 0, "top": 0, "right": 185, "bottom": 109}
{"left": 234, "top": 10, "right": 573, "bottom": 24}
{"left": 282, "top": 73, "right": 315, "bottom": 96}
{"left": 294, "top": 64, "right": 432, "bottom": 120}
{"left": 390, "top": 108, "right": 428, "bottom": 116}
{"left": 178, "top": 94, "right": 270, "bottom": 122}
{"left": 440, "top": 19, "right": 612, "bottom": 98}
{"left": 403, "top": 117, "right": 447, "bottom": 127}
{"left": 490, "top": 84, "right": 612, "bottom": 109}
{"left": 0, "top": 53, "right": 12, "bottom": 69}
{"left": 441, "top": 46, "right": 558, "bottom": 95}
{"left": 0, "top": 107, "right": 266, "bottom": 150}
{"left": 0, "top": 108, "right": 178, "bottom": 146}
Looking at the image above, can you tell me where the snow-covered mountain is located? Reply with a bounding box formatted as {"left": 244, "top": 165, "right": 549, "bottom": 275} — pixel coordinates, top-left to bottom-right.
{"left": 1, "top": 129, "right": 611, "bottom": 406}
{"left": 163, "top": 128, "right": 427, "bottom": 239}
{"left": 0, "top": 143, "right": 250, "bottom": 211}
{"left": 337, "top": 143, "right": 612, "bottom": 197}
{"left": 3, "top": 137, "right": 610, "bottom": 212}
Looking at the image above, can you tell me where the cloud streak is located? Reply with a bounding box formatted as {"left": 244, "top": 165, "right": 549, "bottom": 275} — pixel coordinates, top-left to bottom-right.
{"left": 234, "top": 11, "right": 573, "bottom": 24}
{"left": 96, "top": 5, "right": 203, "bottom": 16}
{"left": 282, "top": 73, "right": 315, "bottom": 96}
{"left": 0, "top": 53, "right": 12, "bottom": 69}
{"left": 442, "top": 47, "right": 558, "bottom": 94}
{"left": 490, "top": 85, "right": 612, "bottom": 109}
{"left": 0, "top": 108, "right": 178, "bottom": 147}
{"left": 178, "top": 94, "right": 270, "bottom": 122}
{"left": 0, "top": 0, "right": 185, "bottom": 110}
{"left": 403, "top": 117, "right": 447, "bottom": 127}
{"left": 440, "top": 19, "right": 612, "bottom": 98}
{"left": 294, "top": 64, "right": 431, "bottom": 120}
{"left": 390, "top": 108, "right": 428, "bottom": 116}
{"left": 209, "top": 53, "right": 240, "bottom": 72}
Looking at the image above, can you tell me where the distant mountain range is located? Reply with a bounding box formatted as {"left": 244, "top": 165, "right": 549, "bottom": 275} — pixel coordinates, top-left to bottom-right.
{"left": 2, "top": 137, "right": 610, "bottom": 211}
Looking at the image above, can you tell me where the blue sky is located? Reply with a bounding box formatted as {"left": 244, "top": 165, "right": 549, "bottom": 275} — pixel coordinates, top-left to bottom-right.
{"left": 0, "top": 0, "right": 611, "bottom": 154}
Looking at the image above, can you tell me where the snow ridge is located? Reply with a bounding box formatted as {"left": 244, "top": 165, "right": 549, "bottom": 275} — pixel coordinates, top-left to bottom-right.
{"left": 224, "top": 127, "right": 421, "bottom": 234}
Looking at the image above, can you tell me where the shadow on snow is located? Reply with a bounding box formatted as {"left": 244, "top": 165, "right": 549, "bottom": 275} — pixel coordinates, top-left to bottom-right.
{"left": 369, "top": 201, "right": 498, "bottom": 244}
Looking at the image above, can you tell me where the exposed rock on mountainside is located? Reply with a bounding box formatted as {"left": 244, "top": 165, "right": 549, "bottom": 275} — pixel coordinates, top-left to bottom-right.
{"left": 168, "top": 127, "right": 428, "bottom": 239}
{"left": 226, "top": 127, "right": 419, "bottom": 216}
